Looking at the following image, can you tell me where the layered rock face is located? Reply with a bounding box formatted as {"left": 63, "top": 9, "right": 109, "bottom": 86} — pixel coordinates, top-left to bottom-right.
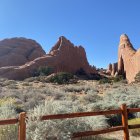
{"left": 0, "top": 37, "right": 46, "bottom": 67}
{"left": 0, "top": 36, "right": 96, "bottom": 80}
{"left": 48, "top": 36, "right": 95, "bottom": 74}
{"left": 108, "top": 34, "right": 140, "bottom": 83}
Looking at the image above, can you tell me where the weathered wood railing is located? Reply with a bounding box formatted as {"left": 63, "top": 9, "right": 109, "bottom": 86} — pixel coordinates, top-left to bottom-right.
{"left": 0, "top": 104, "right": 140, "bottom": 140}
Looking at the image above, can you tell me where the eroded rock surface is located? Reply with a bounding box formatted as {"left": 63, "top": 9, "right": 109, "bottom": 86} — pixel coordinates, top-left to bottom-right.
{"left": 0, "top": 36, "right": 96, "bottom": 80}
{"left": 0, "top": 37, "right": 46, "bottom": 67}
{"left": 108, "top": 34, "right": 140, "bottom": 83}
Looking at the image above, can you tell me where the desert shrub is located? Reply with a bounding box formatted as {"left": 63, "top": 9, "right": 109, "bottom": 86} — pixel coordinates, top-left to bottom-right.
{"left": 0, "top": 88, "right": 48, "bottom": 111}
{"left": 99, "top": 78, "right": 112, "bottom": 84}
{"left": 84, "top": 85, "right": 140, "bottom": 126}
{"left": 81, "top": 93, "right": 102, "bottom": 103}
{"left": 0, "top": 79, "right": 17, "bottom": 87}
{"left": 26, "top": 76, "right": 48, "bottom": 83}
{"left": 75, "top": 68, "right": 87, "bottom": 75}
{"left": 89, "top": 73, "right": 102, "bottom": 80}
{"left": 49, "top": 72, "right": 75, "bottom": 84}
{"left": 15, "top": 90, "right": 46, "bottom": 110}
{"left": 66, "top": 94, "right": 78, "bottom": 101}
{"left": 106, "top": 114, "right": 122, "bottom": 126}
{"left": 64, "top": 85, "right": 91, "bottom": 93}
{"left": 0, "top": 98, "right": 16, "bottom": 107}
{"left": 24, "top": 77, "right": 36, "bottom": 82}
{"left": 7, "top": 84, "right": 19, "bottom": 89}
{"left": 75, "top": 68, "right": 102, "bottom": 80}
{"left": 0, "top": 99, "right": 18, "bottom": 140}
{"left": 24, "top": 76, "right": 52, "bottom": 83}
{"left": 26, "top": 73, "right": 77, "bottom": 84}
{"left": 99, "top": 75, "right": 124, "bottom": 84}
{"left": 134, "top": 71, "right": 140, "bottom": 83}
{"left": 103, "top": 85, "right": 140, "bottom": 109}
{"left": 26, "top": 100, "right": 108, "bottom": 140}
{"left": 129, "top": 118, "right": 140, "bottom": 136}
{"left": 87, "top": 85, "right": 140, "bottom": 126}
{"left": 22, "top": 82, "right": 30, "bottom": 86}
{"left": 106, "top": 113, "right": 134, "bottom": 127}
{"left": 112, "top": 75, "right": 124, "bottom": 83}
{"left": 34, "top": 66, "right": 54, "bottom": 76}
{"left": 0, "top": 97, "right": 23, "bottom": 113}
{"left": 78, "top": 90, "right": 102, "bottom": 104}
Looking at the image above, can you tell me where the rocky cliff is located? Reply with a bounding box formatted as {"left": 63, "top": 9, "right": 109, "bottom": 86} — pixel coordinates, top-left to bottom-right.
{"left": 108, "top": 34, "right": 140, "bottom": 83}
{"left": 0, "top": 36, "right": 96, "bottom": 80}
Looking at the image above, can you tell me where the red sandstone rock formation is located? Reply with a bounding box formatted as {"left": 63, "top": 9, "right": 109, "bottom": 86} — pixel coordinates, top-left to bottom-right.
{"left": 107, "top": 63, "right": 113, "bottom": 75}
{"left": 0, "top": 36, "right": 96, "bottom": 80}
{"left": 106, "top": 63, "right": 118, "bottom": 76}
{"left": 0, "top": 37, "right": 46, "bottom": 67}
{"left": 118, "top": 34, "right": 137, "bottom": 83}
{"left": 108, "top": 34, "right": 140, "bottom": 83}
{"left": 111, "top": 63, "right": 118, "bottom": 76}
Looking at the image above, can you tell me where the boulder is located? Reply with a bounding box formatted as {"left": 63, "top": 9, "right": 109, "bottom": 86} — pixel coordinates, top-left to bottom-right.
{"left": 0, "top": 37, "right": 46, "bottom": 67}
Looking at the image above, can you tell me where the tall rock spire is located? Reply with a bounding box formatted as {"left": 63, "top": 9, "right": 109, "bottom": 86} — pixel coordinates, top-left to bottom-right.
{"left": 119, "top": 34, "right": 136, "bottom": 53}
{"left": 107, "top": 34, "right": 140, "bottom": 83}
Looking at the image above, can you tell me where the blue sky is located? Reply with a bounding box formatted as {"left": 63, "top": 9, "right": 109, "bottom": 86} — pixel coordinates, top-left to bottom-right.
{"left": 0, "top": 0, "right": 140, "bottom": 68}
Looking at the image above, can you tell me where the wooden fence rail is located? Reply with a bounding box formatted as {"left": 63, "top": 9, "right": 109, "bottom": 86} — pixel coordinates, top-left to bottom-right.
{"left": 0, "top": 104, "right": 140, "bottom": 140}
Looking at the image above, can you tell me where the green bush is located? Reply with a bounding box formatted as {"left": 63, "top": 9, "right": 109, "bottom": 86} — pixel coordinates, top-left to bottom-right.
{"left": 75, "top": 68, "right": 87, "bottom": 75}
{"left": 112, "top": 75, "right": 124, "bottom": 82}
{"left": 49, "top": 72, "right": 74, "bottom": 84}
{"left": 107, "top": 113, "right": 134, "bottom": 127}
{"left": 34, "top": 66, "right": 54, "bottom": 76}
{"left": 99, "top": 78, "right": 112, "bottom": 84}
{"left": 99, "top": 75, "right": 124, "bottom": 84}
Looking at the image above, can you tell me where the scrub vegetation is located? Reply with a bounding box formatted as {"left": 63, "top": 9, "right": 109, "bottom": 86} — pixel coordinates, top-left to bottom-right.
{"left": 0, "top": 75, "right": 140, "bottom": 139}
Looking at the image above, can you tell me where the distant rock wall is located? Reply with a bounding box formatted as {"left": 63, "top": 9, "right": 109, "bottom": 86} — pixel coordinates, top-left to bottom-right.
{"left": 106, "top": 63, "right": 118, "bottom": 76}
{"left": 0, "top": 36, "right": 96, "bottom": 80}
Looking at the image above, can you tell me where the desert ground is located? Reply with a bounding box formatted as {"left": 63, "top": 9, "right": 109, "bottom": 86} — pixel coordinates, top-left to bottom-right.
{"left": 0, "top": 74, "right": 140, "bottom": 140}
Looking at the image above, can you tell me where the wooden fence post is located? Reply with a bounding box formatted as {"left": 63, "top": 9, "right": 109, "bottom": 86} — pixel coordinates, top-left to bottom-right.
{"left": 18, "top": 112, "right": 26, "bottom": 140}
{"left": 121, "top": 104, "right": 129, "bottom": 140}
